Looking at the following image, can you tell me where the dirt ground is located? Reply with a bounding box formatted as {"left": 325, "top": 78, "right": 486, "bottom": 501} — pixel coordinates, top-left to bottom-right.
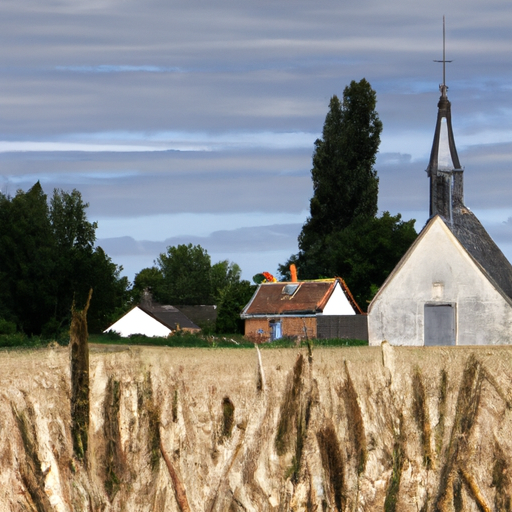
{"left": 1, "top": 343, "right": 511, "bottom": 511}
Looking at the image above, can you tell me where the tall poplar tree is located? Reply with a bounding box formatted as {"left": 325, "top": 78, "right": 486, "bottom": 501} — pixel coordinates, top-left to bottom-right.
{"left": 280, "top": 79, "right": 417, "bottom": 308}
{"left": 299, "top": 79, "right": 382, "bottom": 257}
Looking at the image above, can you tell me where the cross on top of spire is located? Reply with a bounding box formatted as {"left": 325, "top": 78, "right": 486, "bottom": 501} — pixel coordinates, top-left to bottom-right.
{"left": 433, "top": 16, "right": 452, "bottom": 97}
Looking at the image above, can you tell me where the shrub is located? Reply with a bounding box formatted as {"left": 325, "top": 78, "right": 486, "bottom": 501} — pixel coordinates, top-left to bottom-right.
{"left": 0, "top": 318, "right": 16, "bottom": 335}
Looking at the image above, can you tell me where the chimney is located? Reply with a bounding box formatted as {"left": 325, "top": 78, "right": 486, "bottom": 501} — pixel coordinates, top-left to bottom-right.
{"left": 290, "top": 264, "right": 298, "bottom": 283}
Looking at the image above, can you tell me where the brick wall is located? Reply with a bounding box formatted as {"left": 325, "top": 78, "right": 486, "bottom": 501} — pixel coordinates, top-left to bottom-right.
{"left": 244, "top": 317, "right": 317, "bottom": 341}
{"left": 244, "top": 318, "right": 271, "bottom": 342}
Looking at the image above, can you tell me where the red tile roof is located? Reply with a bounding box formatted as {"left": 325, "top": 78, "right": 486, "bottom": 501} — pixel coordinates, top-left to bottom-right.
{"left": 242, "top": 280, "right": 338, "bottom": 316}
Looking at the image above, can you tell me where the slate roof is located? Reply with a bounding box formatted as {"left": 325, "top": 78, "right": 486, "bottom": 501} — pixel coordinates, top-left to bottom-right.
{"left": 138, "top": 303, "right": 200, "bottom": 331}
{"left": 241, "top": 278, "right": 361, "bottom": 317}
{"left": 449, "top": 206, "right": 512, "bottom": 301}
{"left": 173, "top": 305, "right": 217, "bottom": 326}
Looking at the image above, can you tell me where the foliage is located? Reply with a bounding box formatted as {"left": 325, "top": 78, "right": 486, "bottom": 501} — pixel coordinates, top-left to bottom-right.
{"left": 89, "top": 331, "right": 368, "bottom": 349}
{"left": 0, "top": 318, "right": 17, "bottom": 335}
{"left": 0, "top": 333, "right": 43, "bottom": 349}
{"left": 131, "top": 267, "right": 164, "bottom": 304}
{"left": 299, "top": 79, "right": 382, "bottom": 255}
{"left": 211, "top": 260, "right": 241, "bottom": 299}
{"left": 215, "top": 280, "right": 255, "bottom": 334}
{"left": 323, "top": 212, "right": 417, "bottom": 307}
{"left": 279, "top": 79, "right": 417, "bottom": 307}
{"left": 0, "top": 183, "right": 129, "bottom": 335}
{"left": 156, "top": 243, "right": 213, "bottom": 305}
{"left": 136, "top": 244, "right": 250, "bottom": 333}
{"left": 0, "top": 183, "right": 56, "bottom": 334}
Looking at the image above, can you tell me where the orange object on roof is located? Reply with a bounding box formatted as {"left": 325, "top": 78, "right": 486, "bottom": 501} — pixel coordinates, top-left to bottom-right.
{"left": 290, "top": 264, "right": 297, "bottom": 283}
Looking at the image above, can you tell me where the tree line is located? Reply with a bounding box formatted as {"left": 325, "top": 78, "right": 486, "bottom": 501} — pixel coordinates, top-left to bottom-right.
{"left": 279, "top": 79, "right": 417, "bottom": 308}
{"left": 0, "top": 183, "right": 128, "bottom": 335}
{"left": 0, "top": 78, "right": 417, "bottom": 338}
{"left": 0, "top": 183, "right": 254, "bottom": 336}
{"left": 132, "top": 244, "right": 255, "bottom": 333}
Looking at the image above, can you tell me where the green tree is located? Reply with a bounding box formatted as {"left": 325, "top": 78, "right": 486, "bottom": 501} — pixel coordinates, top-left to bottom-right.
{"left": 324, "top": 212, "right": 417, "bottom": 307}
{"left": 50, "top": 188, "right": 97, "bottom": 251}
{"left": 211, "top": 260, "right": 241, "bottom": 301}
{"left": 215, "top": 280, "right": 255, "bottom": 334}
{"left": 0, "top": 183, "right": 56, "bottom": 333}
{"left": 49, "top": 189, "right": 98, "bottom": 329}
{"left": 131, "top": 266, "right": 164, "bottom": 304}
{"left": 0, "top": 183, "right": 129, "bottom": 335}
{"left": 81, "top": 247, "right": 130, "bottom": 333}
{"left": 280, "top": 80, "right": 417, "bottom": 308}
{"left": 156, "top": 244, "right": 213, "bottom": 305}
{"left": 139, "top": 244, "right": 251, "bottom": 332}
{"left": 299, "top": 79, "right": 382, "bottom": 257}
{"left": 48, "top": 189, "right": 129, "bottom": 333}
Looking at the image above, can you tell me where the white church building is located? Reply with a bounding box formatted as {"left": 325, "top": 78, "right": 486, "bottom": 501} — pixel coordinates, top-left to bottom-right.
{"left": 368, "top": 75, "right": 512, "bottom": 346}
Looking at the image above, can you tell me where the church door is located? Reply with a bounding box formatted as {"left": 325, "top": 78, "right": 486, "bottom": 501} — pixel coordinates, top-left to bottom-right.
{"left": 424, "top": 304, "right": 456, "bottom": 346}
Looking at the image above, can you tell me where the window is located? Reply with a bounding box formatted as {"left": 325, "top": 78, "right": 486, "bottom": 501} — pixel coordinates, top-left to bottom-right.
{"left": 282, "top": 284, "right": 299, "bottom": 296}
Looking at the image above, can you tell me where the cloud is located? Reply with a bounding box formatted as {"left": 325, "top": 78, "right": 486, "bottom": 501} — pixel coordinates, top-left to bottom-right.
{"left": 98, "top": 223, "right": 303, "bottom": 257}
{"left": 0, "top": 131, "right": 318, "bottom": 153}
{"left": 0, "top": 142, "right": 172, "bottom": 153}
{"left": 56, "top": 65, "right": 184, "bottom": 73}
{"left": 3, "top": 0, "right": 512, "bottom": 280}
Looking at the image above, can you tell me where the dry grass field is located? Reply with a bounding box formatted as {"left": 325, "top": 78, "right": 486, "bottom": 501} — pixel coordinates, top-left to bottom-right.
{"left": 1, "top": 343, "right": 511, "bottom": 511}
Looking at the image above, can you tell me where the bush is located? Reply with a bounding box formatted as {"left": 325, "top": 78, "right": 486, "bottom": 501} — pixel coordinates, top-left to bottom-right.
{"left": 0, "top": 333, "right": 42, "bottom": 348}
{"left": 0, "top": 318, "right": 16, "bottom": 335}
{"left": 103, "top": 330, "right": 122, "bottom": 340}
{"left": 89, "top": 332, "right": 367, "bottom": 349}
{"left": 41, "top": 317, "right": 62, "bottom": 339}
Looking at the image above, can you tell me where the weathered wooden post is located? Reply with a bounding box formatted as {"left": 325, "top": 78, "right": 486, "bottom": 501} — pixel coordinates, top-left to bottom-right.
{"left": 70, "top": 289, "right": 92, "bottom": 461}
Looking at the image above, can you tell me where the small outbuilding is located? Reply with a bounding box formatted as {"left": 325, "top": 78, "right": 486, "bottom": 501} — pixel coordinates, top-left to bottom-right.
{"left": 368, "top": 76, "right": 512, "bottom": 346}
{"left": 104, "top": 299, "right": 200, "bottom": 337}
{"left": 241, "top": 278, "right": 367, "bottom": 342}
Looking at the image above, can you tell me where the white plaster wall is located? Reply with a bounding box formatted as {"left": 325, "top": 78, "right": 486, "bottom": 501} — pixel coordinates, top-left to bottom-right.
{"left": 320, "top": 282, "right": 356, "bottom": 315}
{"left": 368, "top": 217, "right": 512, "bottom": 346}
{"left": 105, "top": 307, "right": 172, "bottom": 337}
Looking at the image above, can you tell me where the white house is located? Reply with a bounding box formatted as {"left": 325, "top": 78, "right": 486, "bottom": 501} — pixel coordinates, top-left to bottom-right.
{"left": 368, "top": 74, "right": 512, "bottom": 346}
{"left": 105, "top": 300, "right": 200, "bottom": 337}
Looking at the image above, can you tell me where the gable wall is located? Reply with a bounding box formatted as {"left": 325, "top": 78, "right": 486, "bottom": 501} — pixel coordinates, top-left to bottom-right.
{"left": 368, "top": 218, "right": 512, "bottom": 346}
{"left": 320, "top": 282, "right": 356, "bottom": 315}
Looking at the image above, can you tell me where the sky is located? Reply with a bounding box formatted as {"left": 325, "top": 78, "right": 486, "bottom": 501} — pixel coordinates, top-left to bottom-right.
{"left": 2, "top": 0, "right": 512, "bottom": 283}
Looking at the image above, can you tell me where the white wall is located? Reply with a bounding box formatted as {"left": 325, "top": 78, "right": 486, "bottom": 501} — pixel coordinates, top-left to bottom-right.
{"left": 321, "top": 281, "right": 356, "bottom": 315}
{"left": 105, "top": 307, "right": 172, "bottom": 337}
{"left": 368, "top": 217, "right": 512, "bottom": 346}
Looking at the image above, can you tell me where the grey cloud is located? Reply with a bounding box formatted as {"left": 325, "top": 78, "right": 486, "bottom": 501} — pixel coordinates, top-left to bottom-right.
{"left": 0, "top": 149, "right": 312, "bottom": 217}
{"left": 2, "top": 0, "right": 512, "bottom": 278}
{"left": 474, "top": 219, "right": 512, "bottom": 266}
{"left": 55, "top": 65, "right": 184, "bottom": 73}
{"left": 97, "top": 223, "right": 303, "bottom": 257}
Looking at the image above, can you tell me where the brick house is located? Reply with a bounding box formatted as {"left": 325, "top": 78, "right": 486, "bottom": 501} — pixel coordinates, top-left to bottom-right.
{"left": 241, "top": 278, "right": 366, "bottom": 342}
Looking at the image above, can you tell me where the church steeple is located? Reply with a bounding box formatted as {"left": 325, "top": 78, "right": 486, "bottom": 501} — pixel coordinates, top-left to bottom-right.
{"left": 426, "top": 17, "right": 463, "bottom": 222}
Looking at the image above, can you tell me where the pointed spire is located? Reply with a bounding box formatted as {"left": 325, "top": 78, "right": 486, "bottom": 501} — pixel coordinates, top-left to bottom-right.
{"left": 427, "top": 17, "right": 463, "bottom": 221}
{"left": 434, "top": 16, "right": 451, "bottom": 99}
